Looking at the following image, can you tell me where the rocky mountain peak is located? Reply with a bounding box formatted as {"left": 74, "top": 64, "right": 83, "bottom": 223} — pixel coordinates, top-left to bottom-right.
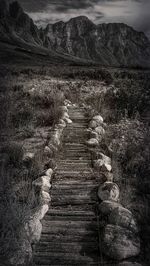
{"left": 9, "top": 0, "right": 23, "bottom": 19}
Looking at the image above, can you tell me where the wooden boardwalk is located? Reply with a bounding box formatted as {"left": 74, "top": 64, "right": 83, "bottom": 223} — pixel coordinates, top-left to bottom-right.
{"left": 32, "top": 105, "right": 101, "bottom": 265}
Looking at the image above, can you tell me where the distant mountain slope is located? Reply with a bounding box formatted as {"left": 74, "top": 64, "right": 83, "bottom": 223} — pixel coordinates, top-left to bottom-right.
{"left": 0, "top": 0, "right": 150, "bottom": 67}
{"left": 45, "top": 16, "right": 150, "bottom": 67}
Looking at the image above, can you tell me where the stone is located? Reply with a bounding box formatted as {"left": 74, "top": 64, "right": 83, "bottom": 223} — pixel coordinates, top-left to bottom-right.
{"left": 59, "top": 118, "right": 66, "bottom": 127}
{"left": 48, "top": 143, "right": 58, "bottom": 153}
{"left": 51, "top": 133, "right": 61, "bottom": 146}
{"left": 104, "top": 172, "right": 114, "bottom": 182}
{"left": 102, "top": 224, "right": 140, "bottom": 260}
{"left": 64, "top": 118, "right": 73, "bottom": 124}
{"left": 23, "top": 152, "right": 34, "bottom": 162}
{"left": 64, "top": 99, "right": 71, "bottom": 106}
{"left": 98, "top": 182, "right": 120, "bottom": 201}
{"left": 90, "top": 131, "right": 99, "bottom": 139}
{"left": 25, "top": 218, "right": 42, "bottom": 244}
{"left": 99, "top": 200, "right": 122, "bottom": 215}
{"left": 45, "top": 168, "right": 53, "bottom": 179}
{"left": 33, "top": 204, "right": 49, "bottom": 220}
{"left": 43, "top": 146, "right": 53, "bottom": 157}
{"left": 60, "top": 106, "right": 68, "bottom": 112}
{"left": 63, "top": 111, "right": 69, "bottom": 119}
{"left": 32, "top": 176, "right": 51, "bottom": 191}
{"left": 95, "top": 126, "right": 105, "bottom": 136}
{"left": 109, "top": 206, "right": 138, "bottom": 233}
{"left": 93, "top": 115, "right": 104, "bottom": 123}
{"left": 89, "top": 120, "right": 98, "bottom": 129}
{"left": 94, "top": 159, "right": 112, "bottom": 172}
{"left": 94, "top": 153, "right": 112, "bottom": 172}
{"left": 40, "top": 191, "right": 51, "bottom": 204}
{"left": 86, "top": 138, "right": 99, "bottom": 147}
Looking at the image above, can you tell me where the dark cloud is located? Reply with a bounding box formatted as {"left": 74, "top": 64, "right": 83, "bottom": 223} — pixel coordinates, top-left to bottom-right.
{"left": 17, "top": 0, "right": 150, "bottom": 39}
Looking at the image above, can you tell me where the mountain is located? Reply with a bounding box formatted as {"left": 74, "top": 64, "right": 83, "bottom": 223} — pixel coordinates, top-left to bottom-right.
{"left": 0, "top": 0, "right": 150, "bottom": 67}
{"left": 44, "top": 16, "right": 150, "bottom": 67}
{"left": 0, "top": 0, "right": 43, "bottom": 46}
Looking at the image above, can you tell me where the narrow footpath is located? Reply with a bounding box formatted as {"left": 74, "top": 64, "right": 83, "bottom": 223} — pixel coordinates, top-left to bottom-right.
{"left": 33, "top": 105, "right": 101, "bottom": 265}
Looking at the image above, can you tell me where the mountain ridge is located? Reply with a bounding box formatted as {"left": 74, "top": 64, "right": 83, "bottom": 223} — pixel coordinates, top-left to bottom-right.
{"left": 0, "top": 0, "right": 150, "bottom": 67}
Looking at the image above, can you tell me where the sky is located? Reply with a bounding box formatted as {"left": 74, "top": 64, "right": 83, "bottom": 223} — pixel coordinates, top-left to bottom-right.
{"left": 17, "top": 0, "right": 150, "bottom": 38}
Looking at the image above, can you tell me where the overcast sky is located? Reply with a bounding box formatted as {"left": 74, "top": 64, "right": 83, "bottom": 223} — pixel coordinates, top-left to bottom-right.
{"left": 18, "top": 0, "right": 150, "bottom": 38}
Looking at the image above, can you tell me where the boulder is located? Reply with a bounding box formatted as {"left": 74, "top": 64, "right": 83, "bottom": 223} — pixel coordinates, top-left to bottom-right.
{"left": 86, "top": 138, "right": 99, "bottom": 147}
{"left": 94, "top": 159, "right": 112, "bottom": 172}
{"left": 94, "top": 153, "right": 112, "bottom": 172}
{"left": 64, "top": 99, "right": 71, "bottom": 106}
{"left": 99, "top": 200, "right": 122, "bottom": 215}
{"left": 59, "top": 119, "right": 66, "bottom": 127}
{"left": 43, "top": 146, "right": 53, "bottom": 157}
{"left": 102, "top": 224, "right": 140, "bottom": 260}
{"left": 32, "top": 176, "right": 51, "bottom": 191}
{"left": 39, "top": 191, "right": 51, "bottom": 204}
{"left": 64, "top": 117, "right": 72, "bottom": 124}
{"left": 60, "top": 106, "right": 68, "bottom": 112}
{"left": 93, "top": 115, "right": 104, "bottom": 123}
{"left": 104, "top": 172, "right": 114, "bottom": 182}
{"left": 98, "top": 182, "right": 120, "bottom": 201}
{"left": 25, "top": 218, "right": 42, "bottom": 244}
{"left": 62, "top": 112, "right": 69, "bottom": 119}
{"left": 109, "top": 206, "right": 138, "bottom": 233}
{"left": 95, "top": 126, "right": 105, "bottom": 136}
{"left": 90, "top": 131, "right": 99, "bottom": 139}
{"left": 89, "top": 120, "right": 98, "bottom": 129}
{"left": 45, "top": 168, "right": 53, "bottom": 179}
{"left": 23, "top": 152, "right": 34, "bottom": 163}
{"left": 51, "top": 132, "right": 61, "bottom": 146}
{"left": 33, "top": 204, "right": 49, "bottom": 220}
{"left": 48, "top": 143, "right": 58, "bottom": 153}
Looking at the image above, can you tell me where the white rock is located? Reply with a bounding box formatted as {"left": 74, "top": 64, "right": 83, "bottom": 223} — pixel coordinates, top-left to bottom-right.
{"left": 51, "top": 133, "right": 61, "bottom": 146}
{"left": 90, "top": 131, "right": 99, "bottom": 139}
{"left": 62, "top": 112, "right": 69, "bottom": 119}
{"left": 64, "top": 99, "right": 71, "bottom": 106}
{"left": 60, "top": 106, "right": 68, "bottom": 112}
{"left": 33, "top": 204, "right": 49, "bottom": 220}
{"left": 59, "top": 119, "right": 66, "bottom": 127}
{"left": 40, "top": 191, "right": 51, "bottom": 204}
{"left": 64, "top": 118, "right": 72, "bottom": 124}
{"left": 95, "top": 126, "right": 105, "bottom": 136}
{"left": 99, "top": 200, "right": 122, "bottom": 215}
{"left": 102, "top": 224, "right": 140, "bottom": 260}
{"left": 86, "top": 138, "right": 99, "bottom": 147}
{"left": 93, "top": 115, "right": 104, "bottom": 123}
{"left": 23, "top": 152, "right": 34, "bottom": 162}
{"left": 109, "top": 206, "right": 138, "bottom": 233}
{"left": 45, "top": 168, "right": 53, "bottom": 179}
{"left": 94, "top": 159, "right": 112, "bottom": 172}
{"left": 89, "top": 120, "right": 98, "bottom": 129}
{"left": 32, "top": 176, "right": 51, "bottom": 191}
{"left": 43, "top": 146, "right": 53, "bottom": 157}
{"left": 98, "top": 182, "right": 120, "bottom": 201}
{"left": 25, "top": 218, "right": 42, "bottom": 244}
